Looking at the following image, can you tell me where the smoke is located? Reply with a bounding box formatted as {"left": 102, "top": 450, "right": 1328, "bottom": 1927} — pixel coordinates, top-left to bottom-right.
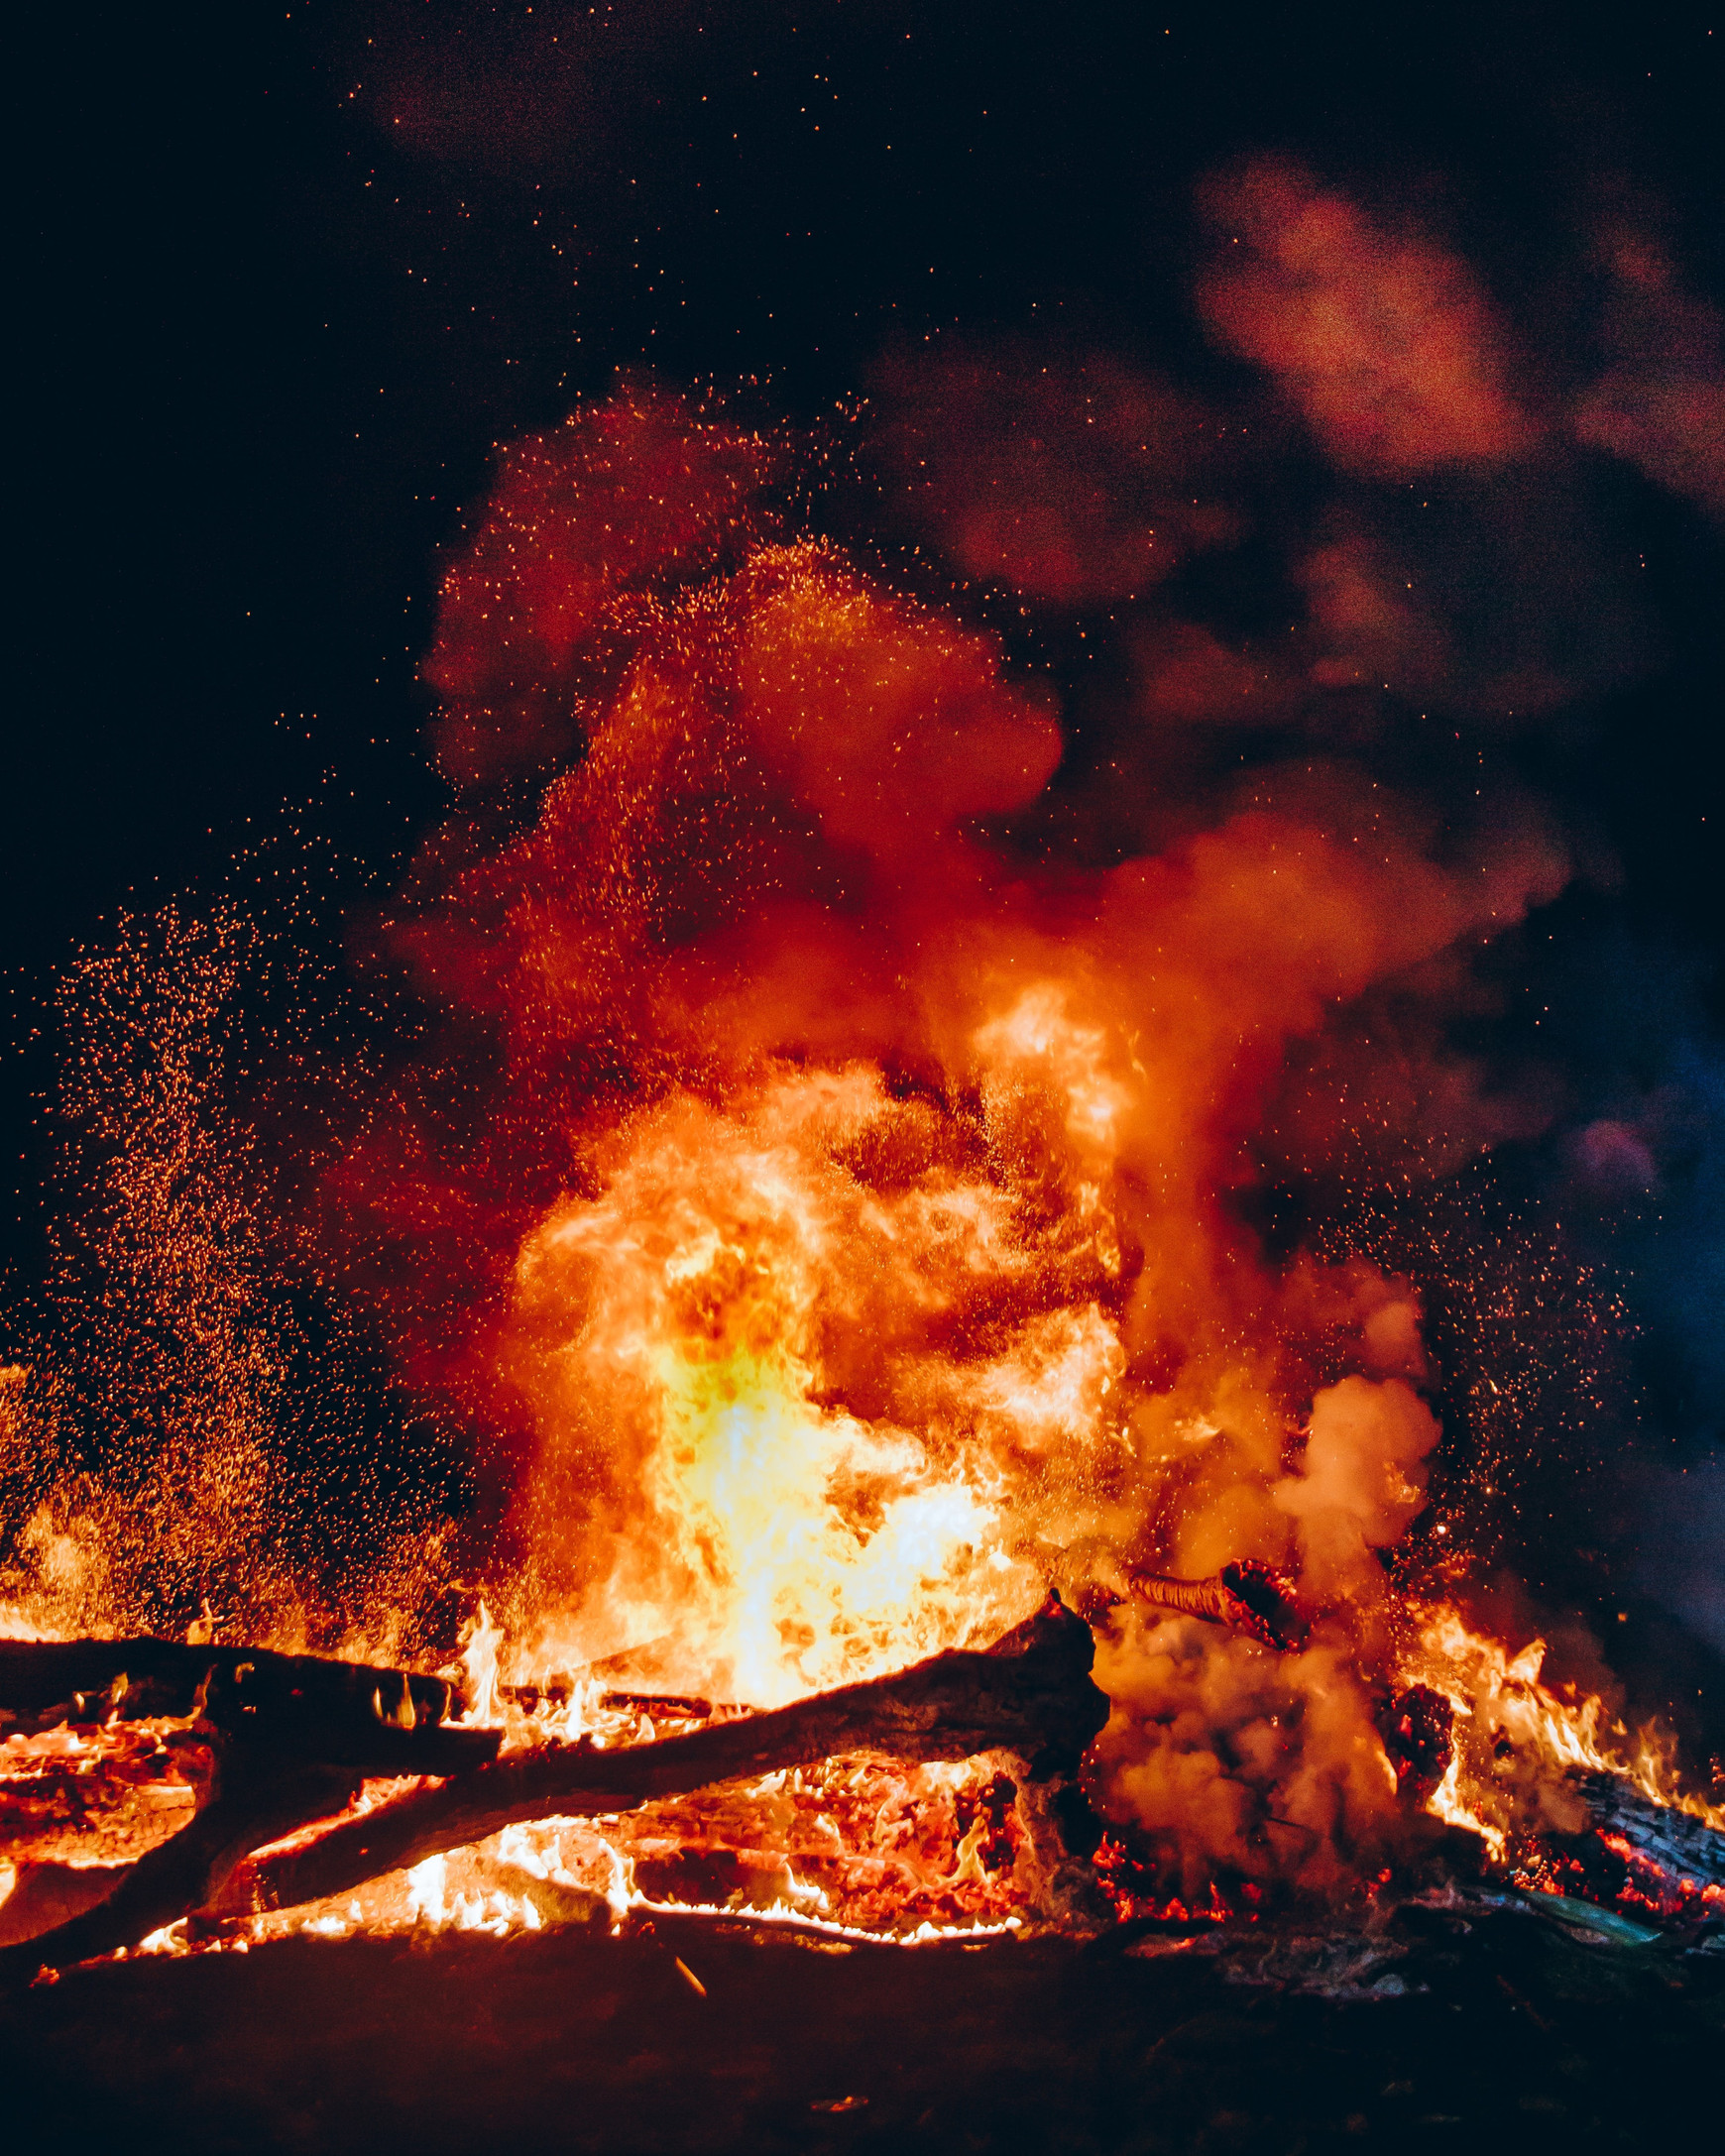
{"left": 6, "top": 144, "right": 1721, "bottom": 1887}
{"left": 867, "top": 343, "right": 1242, "bottom": 606}
{"left": 1195, "top": 157, "right": 1536, "bottom": 480}
{"left": 421, "top": 389, "right": 780, "bottom": 788}
{"left": 1574, "top": 218, "right": 1725, "bottom": 521}
{"left": 331, "top": 0, "right": 718, "bottom": 187}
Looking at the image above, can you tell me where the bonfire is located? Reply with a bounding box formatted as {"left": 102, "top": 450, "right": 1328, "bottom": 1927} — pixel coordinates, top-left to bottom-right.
{"left": 2, "top": 384, "right": 1720, "bottom": 2156}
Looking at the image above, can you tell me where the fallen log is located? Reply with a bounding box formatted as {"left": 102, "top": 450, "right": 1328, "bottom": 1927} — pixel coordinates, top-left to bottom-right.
{"left": 218, "top": 1595, "right": 1107, "bottom": 1923}
{"left": 0, "top": 1661, "right": 502, "bottom": 1984}
{"left": 0, "top": 1637, "right": 459, "bottom": 1734}
{"left": 0, "top": 1759, "right": 364, "bottom": 1979}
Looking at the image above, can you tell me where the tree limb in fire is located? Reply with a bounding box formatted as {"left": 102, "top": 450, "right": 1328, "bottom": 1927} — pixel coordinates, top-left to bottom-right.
{"left": 2, "top": 1598, "right": 1106, "bottom": 1978}
{"left": 1056, "top": 1556, "right": 1313, "bottom": 1653}
{"left": 0, "top": 1658, "right": 502, "bottom": 1984}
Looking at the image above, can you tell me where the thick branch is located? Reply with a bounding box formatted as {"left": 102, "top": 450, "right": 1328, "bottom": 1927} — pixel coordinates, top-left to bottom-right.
{"left": 223, "top": 1595, "right": 1106, "bottom": 1921}
{"left": 0, "top": 1638, "right": 459, "bottom": 1732}
{"left": 0, "top": 1759, "right": 364, "bottom": 1980}
{"left": 1073, "top": 1561, "right": 1311, "bottom": 1652}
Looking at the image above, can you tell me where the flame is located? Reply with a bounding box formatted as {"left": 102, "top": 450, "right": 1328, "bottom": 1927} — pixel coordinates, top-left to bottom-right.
{"left": 456, "top": 1601, "right": 506, "bottom": 1725}
{"left": 3, "top": 387, "right": 1716, "bottom": 1946}
{"left": 502, "top": 1069, "right": 1088, "bottom": 1704}
{"left": 1404, "top": 1605, "right": 1725, "bottom": 1852}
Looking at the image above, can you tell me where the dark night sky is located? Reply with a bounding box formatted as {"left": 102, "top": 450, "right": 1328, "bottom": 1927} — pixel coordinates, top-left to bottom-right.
{"left": 8, "top": 4, "right": 1725, "bottom": 1674}
{"left": 12, "top": 4, "right": 1721, "bottom": 974}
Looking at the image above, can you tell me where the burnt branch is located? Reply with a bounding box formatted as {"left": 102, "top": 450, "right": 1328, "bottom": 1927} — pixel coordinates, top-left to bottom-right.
{"left": 0, "top": 1660, "right": 502, "bottom": 1985}
{"left": 0, "top": 1757, "right": 365, "bottom": 1980}
{"left": 0, "top": 1638, "right": 460, "bottom": 1735}
{"left": 220, "top": 1596, "right": 1107, "bottom": 1921}
{"left": 1073, "top": 1561, "right": 1311, "bottom": 1652}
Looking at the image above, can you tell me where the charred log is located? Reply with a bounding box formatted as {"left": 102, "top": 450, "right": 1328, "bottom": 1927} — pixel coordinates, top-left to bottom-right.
{"left": 1074, "top": 1560, "right": 1311, "bottom": 1652}
{"left": 221, "top": 1596, "right": 1107, "bottom": 1922}
{"left": 0, "top": 1661, "right": 503, "bottom": 1984}
{"left": 1564, "top": 1771, "right": 1725, "bottom": 1892}
{"left": 0, "top": 1637, "right": 459, "bottom": 1735}
{"left": 1378, "top": 1685, "right": 1456, "bottom": 1807}
{"left": 0, "top": 1861, "right": 129, "bottom": 1951}
{"left": 2, "top": 1597, "right": 1102, "bottom": 1974}
{"left": 0, "top": 1758, "right": 364, "bottom": 1980}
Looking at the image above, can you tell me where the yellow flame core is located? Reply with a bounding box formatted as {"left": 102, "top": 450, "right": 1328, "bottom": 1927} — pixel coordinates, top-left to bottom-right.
{"left": 643, "top": 1316, "right": 1012, "bottom": 1705}
{"left": 507, "top": 1068, "right": 1072, "bottom": 1705}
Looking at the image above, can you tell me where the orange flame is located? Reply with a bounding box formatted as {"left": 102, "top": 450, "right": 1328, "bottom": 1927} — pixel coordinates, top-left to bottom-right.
{"left": 1405, "top": 1605, "right": 1725, "bottom": 1857}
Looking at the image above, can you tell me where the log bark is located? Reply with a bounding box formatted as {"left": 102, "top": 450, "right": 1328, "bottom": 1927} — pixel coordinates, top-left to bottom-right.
{"left": 1567, "top": 1771, "right": 1725, "bottom": 1890}
{"left": 0, "top": 1637, "right": 459, "bottom": 1733}
{"left": 219, "top": 1596, "right": 1107, "bottom": 1922}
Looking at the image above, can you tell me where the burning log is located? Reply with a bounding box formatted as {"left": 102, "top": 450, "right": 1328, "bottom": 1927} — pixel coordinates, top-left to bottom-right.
{"left": 0, "top": 1637, "right": 460, "bottom": 1735}
{"left": 1071, "top": 1560, "right": 1311, "bottom": 1652}
{"left": 221, "top": 1595, "right": 1106, "bottom": 1921}
{"left": 1564, "top": 1771, "right": 1725, "bottom": 1893}
{"left": 0, "top": 1656, "right": 502, "bottom": 1983}
{"left": 3, "top": 1597, "right": 1105, "bottom": 1975}
{"left": 0, "top": 1756, "right": 364, "bottom": 1980}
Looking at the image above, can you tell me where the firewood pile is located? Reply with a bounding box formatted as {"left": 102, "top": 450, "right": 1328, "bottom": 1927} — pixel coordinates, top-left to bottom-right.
{"left": 3, "top": 1581, "right": 1720, "bottom": 1988}
{"left": 0, "top": 1597, "right": 1113, "bottom": 1976}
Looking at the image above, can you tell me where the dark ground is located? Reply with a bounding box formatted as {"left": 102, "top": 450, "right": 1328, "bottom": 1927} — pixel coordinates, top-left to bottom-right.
{"left": 4, "top": 1900, "right": 1719, "bottom": 2155}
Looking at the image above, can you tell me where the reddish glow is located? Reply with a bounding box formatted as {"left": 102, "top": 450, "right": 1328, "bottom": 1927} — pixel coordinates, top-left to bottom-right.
{"left": 1197, "top": 157, "right": 1535, "bottom": 476}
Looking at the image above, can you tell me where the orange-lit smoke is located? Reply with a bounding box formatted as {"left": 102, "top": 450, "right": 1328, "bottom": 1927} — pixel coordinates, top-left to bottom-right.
{"left": 321, "top": 385, "right": 1582, "bottom": 1880}
{"left": 1573, "top": 221, "right": 1725, "bottom": 520}
{"left": 1197, "top": 157, "right": 1535, "bottom": 477}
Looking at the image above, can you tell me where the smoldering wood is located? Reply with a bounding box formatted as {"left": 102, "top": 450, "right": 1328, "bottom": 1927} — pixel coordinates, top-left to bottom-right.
{"left": 0, "top": 1637, "right": 460, "bottom": 1734}
{"left": 0, "top": 1861, "right": 132, "bottom": 1951}
{"left": 1566, "top": 1770, "right": 1725, "bottom": 1890}
{"left": 9, "top": 1595, "right": 1725, "bottom": 1982}
{"left": 219, "top": 1596, "right": 1108, "bottom": 1921}
{"left": 0, "top": 1663, "right": 504, "bottom": 1984}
